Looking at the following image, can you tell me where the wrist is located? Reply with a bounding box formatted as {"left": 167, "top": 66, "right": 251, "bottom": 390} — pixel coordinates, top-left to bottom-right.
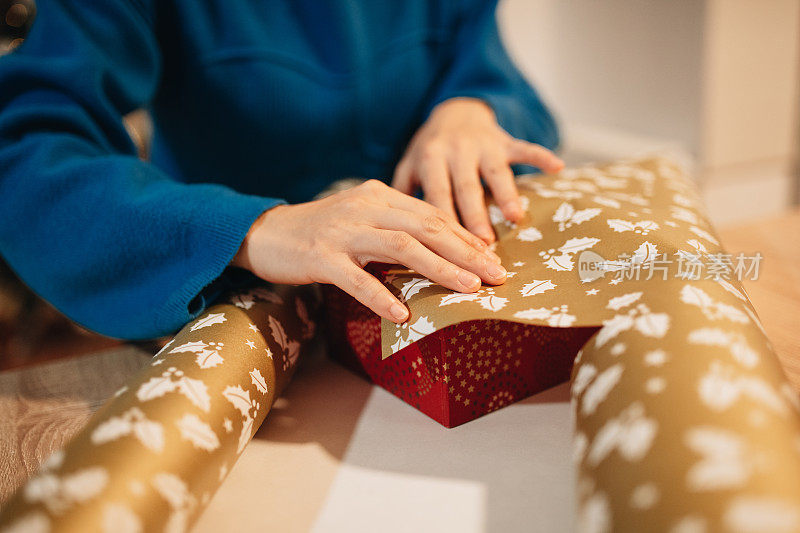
{"left": 432, "top": 97, "right": 495, "bottom": 120}
{"left": 231, "top": 203, "right": 288, "bottom": 273}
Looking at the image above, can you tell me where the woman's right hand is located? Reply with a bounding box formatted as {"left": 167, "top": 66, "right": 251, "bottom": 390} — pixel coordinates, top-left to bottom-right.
{"left": 232, "top": 179, "right": 507, "bottom": 323}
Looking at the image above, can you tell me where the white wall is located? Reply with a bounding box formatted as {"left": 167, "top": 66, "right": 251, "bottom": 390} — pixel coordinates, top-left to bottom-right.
{"left": 499, "top": 0, "right": 705, "bottom": 158}
{"left": 497, "top": 0, "right": 800, "bottom": 226}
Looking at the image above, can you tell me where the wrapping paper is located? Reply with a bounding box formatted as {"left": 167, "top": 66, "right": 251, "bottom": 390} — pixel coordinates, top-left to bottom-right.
{"left": 325, "top": 158, "right": 800, "bottom": 530}
{"left": 2, "top": 158, "right": 799, "bottom": 532}
{"left": 0, "top": 285, "right": 317, "bottom": 532}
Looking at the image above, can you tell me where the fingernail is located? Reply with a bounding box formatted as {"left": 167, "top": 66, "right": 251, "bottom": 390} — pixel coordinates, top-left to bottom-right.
{"left": 487, "top": 262, "right": 506, "bottom": 279}
{"left": 480, "top": 229, "right": 495, "bottom": 243}
{"left": 458, "top": 270, "right": 481, "bottom": 290}
{"left": 504, "top": 202, "right": 523, "bottom": 221}
{"left": 390, "top": 302, "right": 409, "bottom": 322}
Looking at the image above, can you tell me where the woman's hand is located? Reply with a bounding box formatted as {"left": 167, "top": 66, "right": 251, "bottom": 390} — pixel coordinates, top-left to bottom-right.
{"left": 392, "top": 97, "right": 564, "bottom": 243}
{"left": 232, "top": 179, "right": 506, "bottom": 323}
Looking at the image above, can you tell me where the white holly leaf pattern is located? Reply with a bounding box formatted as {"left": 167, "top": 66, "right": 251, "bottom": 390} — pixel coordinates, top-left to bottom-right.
{"left": 631, "top": 241, "right": 658, "bottom": 264}
{"left": 699, "top": 362, "right": 788, "bottom": 414}
{"left": 488, "top": 204, "right": 505, "bottom": 225}
{"left": 59, "top": 468, "right": 109, "bottom": 505}
{"left": 716, "top": 279, "right": 747, "bottom": 301}
{"left": 607, "top": 219, "right": 659, "bottom": 235}
{"left": 132, "top": 418, "right": 165, "bottom": 453}
{"left": 606, "top": 292, "right": 643, "bottom": 310}
{"left": 91, "top": 416, "right": 133, "bottom": 446}
{"left": 687, "top": 239, "right": 707, "bottom": 253}
{"left": 249, "top": 368, "right": 269, "bottom": 394}
{"left": 553, "top": 202, "right": 574, "bottom": 223}
{"left": 176, "top": 414, "right": 220, "bottom": 452}
{"left": 176, "top": 377, "right": 211, "bottom": 412}
{"left": 151, "top": 472, "right": 194, "bottom": 510}
{"left": 238, "top": 416, "right": 255, "bottom": 454}
{"left": 684, "top": 427, "right": 750, "bottom": 491}
{"left": 634, "top": 312, "right": 670, "bottom": 338}
{"left": 195, "top": 349, "right": 224, "bottom": 369}
{"left": 103, "top": 503, "right": 142, "bottom": 533}
{"left": 268, "top": 315, "right": 288, "bottom": 349}
{"left": 169, "top": 341, "right": 208, "bottom": 354}
{"left": 680, "top": 285, "right": 748, "bottom": 323}
{"left": 230, "top": 293, "right": 254, "bottom": 310}
{"left": 517, "top": 227, "right": 543, "bottom": 242}
{"left": 681, "top": 285, "right": 715, "bottom": 308}
{"left": 283, "top": 340, "right": 301, "bottom": 371}
{"left": 581, "top": 364, "right": 624, "bottom": 416}
{"left": 136, "top": 374, "right": 178, "bottom": 402}
{"left": 478, "top": 295, "right": 508, "bottom": 311}
{"left": 190, "top": 313, "right": 226, "bottom": 332}
{"left": 440, "top": 292, "right": 481, "bottom": 306}
{"left": 521, "top": 280, "right": 557, "bottom": 297}
{"left": 571, "top": 208, "right": 602, "bottom": 225}
{"left": 390, "top": 316, "right": 436, "bottom": 353}
{"left": 547, "top": 310, "right": 577, "bottom": 327}
{"left": 553, "top": 202, "right": 601, "bottom": 231}
{"left": 593, "top": 196, "right": 622, "bottom": 209}
{"left": 545, "top": 254, "right": 574, "bottom": 271}
{"left": 572, "top": 364, "right": 598, "bottom": 396}
{"left": 514, "top": 307, "right": 554, "bottom": 321}
{"left": 587, "top": 402, "right": 656, "bottom": 466}
{"left": 688, "top": 328, "right": 758, "bottom": 368}
{"left": 596, "top": 314, "right": 635, "bottom": 347}
{"left": 559, "top": 237, "right": 601, "bottom": 254}
{"left": 400, "top": 277, "right": 435, "bottom": 301}
{"left": 714, "top": 303, "right": 749, "bottom": 323}
{"left": 222, "top": 385, "right": 253, "bottom": 417}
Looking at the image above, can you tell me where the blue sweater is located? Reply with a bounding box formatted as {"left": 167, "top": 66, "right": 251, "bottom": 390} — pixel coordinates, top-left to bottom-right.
{"left": 0, "top": 0, "right": 558, "bottom": 340}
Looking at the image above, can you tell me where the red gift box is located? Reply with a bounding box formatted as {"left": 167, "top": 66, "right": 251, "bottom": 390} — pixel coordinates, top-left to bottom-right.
{"left": 323, "top": 267, "right": 599, "bottom": 428}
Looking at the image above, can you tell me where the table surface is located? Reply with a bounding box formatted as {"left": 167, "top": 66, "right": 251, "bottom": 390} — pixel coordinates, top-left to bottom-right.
{"left": 1, "top": 209, "right": 798, "bottom": 532}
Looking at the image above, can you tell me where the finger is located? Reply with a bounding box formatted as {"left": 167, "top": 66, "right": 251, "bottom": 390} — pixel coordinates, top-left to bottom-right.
{"left": 328, "top": 257, "right": 410, "bottom": 323}
{"left": 507, "top": 139, "right": 564, "bottom": 173}
{"left": 480, "top": 153, "right": 523, "bottom": 222}
{"left": 391, "top": 157, "right": 415, "bottom": 195}
{"left": 380, "top": 184, "right": 499, "bottom": 260}
{"left": 417, "top": 154, "right": 457, "bottom": 219}
{"left": 365, "top": 207, "right": 507, "bottom": 283}
{"left": 354, "top": 229, "right": 499, "bottom": 292}
{"left": 450, "top": 157, "right": 495, "bottom": 243}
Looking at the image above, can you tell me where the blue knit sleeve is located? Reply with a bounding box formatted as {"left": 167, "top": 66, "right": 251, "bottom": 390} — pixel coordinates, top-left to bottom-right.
{"left": 0, "top": 0, "right": 281, "bottom": 339}
{"left": 428, "top": 0, "right": 560, "bottom": 154}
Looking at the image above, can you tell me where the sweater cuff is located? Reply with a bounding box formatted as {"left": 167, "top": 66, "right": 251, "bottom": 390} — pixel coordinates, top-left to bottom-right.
{"left": 152, "top": 190, "right": 284, "bottom": 336}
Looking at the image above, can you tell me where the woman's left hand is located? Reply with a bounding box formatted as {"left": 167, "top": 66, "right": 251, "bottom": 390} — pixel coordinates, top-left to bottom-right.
{"left": 392, "top": 97, "right": 564, "bottom": 244}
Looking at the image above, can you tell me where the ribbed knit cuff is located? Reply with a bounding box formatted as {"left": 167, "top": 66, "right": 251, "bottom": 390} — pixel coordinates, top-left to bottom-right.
{"left": 152, "top": 189, "right": 284, "bottom": 337}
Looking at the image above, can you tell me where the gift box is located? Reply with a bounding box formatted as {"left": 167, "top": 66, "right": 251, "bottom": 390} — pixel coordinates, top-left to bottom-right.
{"left": 323, "top": 267, "right": 598, "bottom": 428}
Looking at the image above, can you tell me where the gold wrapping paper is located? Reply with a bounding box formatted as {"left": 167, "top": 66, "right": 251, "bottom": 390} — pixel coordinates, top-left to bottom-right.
{"left": 379, "top": 158, "right": 800, "bottom": 531}
{"left": 0, "top": 285, "right": 317, "bottom": 532}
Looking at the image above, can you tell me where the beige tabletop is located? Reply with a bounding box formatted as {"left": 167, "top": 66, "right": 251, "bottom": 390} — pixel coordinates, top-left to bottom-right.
{"left": 1, "top": 209, "right": 798, "bottom": 532}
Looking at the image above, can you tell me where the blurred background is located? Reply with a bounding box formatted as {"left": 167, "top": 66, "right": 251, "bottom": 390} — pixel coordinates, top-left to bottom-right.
{"left": 1, "top": 0, "right": 798, "bottom": 365}
{"left": 500, "top": 0, "right": 800, "bottom": 227}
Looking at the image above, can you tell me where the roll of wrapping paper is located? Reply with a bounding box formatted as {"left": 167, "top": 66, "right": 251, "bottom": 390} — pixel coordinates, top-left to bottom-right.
{"left": 0, "top": 284, "right": 318, "bottom": 532}
{"left": 332, "top": 158, "right": 800, "bottom": 531}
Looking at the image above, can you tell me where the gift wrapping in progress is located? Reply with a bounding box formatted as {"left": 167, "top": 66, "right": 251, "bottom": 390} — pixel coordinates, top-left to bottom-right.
{"left": 1, "top": 158, "right": 800, "bottom": 532}
{"left": 324, "top": 158, "right": 800, "bottom": 530}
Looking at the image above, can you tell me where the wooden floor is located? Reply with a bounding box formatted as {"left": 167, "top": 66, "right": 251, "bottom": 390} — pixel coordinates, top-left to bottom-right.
{"left": 0, "top": 210, "right": 798, "bottom": 508}
{"left": 718, "top": 209, "right": 800, "bottom": 390}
